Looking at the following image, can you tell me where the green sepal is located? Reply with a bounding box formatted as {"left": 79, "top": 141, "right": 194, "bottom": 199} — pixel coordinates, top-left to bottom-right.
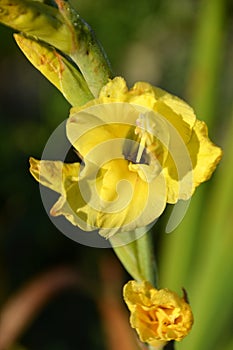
{"left": 14, "top": 33, "right": 94, "bottom": 106}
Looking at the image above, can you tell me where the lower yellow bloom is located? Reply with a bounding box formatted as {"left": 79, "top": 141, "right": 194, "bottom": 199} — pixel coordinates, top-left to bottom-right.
{"left": 29, "top": 77, "right": 222, "bottom": 237}
{"left": 123, "top": 280, "right": 193, "bottom": 347}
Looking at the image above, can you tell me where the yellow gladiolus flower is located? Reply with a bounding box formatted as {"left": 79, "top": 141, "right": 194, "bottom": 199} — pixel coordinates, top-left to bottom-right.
{"left": 29, "top": 77, "right": 222, "bottom": 238}
{"left": 123, "top": 280, "right": 193, "bottom": 347}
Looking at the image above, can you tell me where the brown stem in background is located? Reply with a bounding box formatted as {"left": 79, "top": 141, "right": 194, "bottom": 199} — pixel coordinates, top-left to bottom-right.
{"left": 0, "top": 266, "right": 79, "bottom": 350}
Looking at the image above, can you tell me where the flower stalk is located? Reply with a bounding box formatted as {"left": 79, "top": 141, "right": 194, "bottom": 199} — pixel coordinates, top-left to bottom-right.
{"left": 110, "top": 229, "right": 157, "bottom": 286}
{"left": 136, "top": 230, "right": 157, "bottom": 286}
{"left": 110, "top": 232, "right": 144, "bottom": 283}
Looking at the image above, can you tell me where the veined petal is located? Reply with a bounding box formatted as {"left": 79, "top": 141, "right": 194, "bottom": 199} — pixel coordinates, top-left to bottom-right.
{"left": 50, "top": 176, "right": 99, "bottom": 231}
{"left": 29, "top": 157, "right": 99, "bottom": 230}
{"left": 29, "top": 157, "right": 79, "bottom": 194}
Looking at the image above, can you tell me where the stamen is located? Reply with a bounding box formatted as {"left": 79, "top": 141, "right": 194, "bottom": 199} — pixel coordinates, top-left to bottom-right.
{"left": 123, "top": 112, "right": 159, "bottom": 165}
{"left": 135, "top": 112, "right": 155, "bottom": 163}
{"left": 136, "top": 133, "right": 146, "bottom": 163}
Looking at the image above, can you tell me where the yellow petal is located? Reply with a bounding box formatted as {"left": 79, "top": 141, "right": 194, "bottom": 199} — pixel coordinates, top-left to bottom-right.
{"left": 67, "top": 102, "right": 141, "bottom": 158}
{"left": 96, "top": 159, "right": 166, "bottom": 237}
{"left": 97, "top": 78, "right": 196, "bottom": 142}
{"left": 189, "top": 120, "right": 222, "bottom": 188}
{"left": 29, "top": 157, "right": 99, "bottom": 230}
{"left": 163, "top": 119, "right": 222, "bottom": 203}
{"left": 151, "top": 85, "right": 196, "bottom": 129}
{"left": 99, "top": 76, "right": 129, "bottom": 101}
{"left": 29, "top": 157, "right": 79, "bottom": 193}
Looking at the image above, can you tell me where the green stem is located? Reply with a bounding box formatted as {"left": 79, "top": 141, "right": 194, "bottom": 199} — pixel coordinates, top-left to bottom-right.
{"left": 55, "top": 0, "right": 112, "bottom": 97}
{"left": 110, "top": 228, "right": 158, "bottom": 287}
{"left": 110, "top": 230, "right": 144, "bottom": 282}
{"left": 136, "top": 230, "right": 157, "bottom": 287}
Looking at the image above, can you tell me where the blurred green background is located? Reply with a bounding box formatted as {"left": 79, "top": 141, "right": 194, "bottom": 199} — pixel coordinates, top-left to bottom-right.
{"left": 0, "top": 0, "right": 232, "bottom": 349}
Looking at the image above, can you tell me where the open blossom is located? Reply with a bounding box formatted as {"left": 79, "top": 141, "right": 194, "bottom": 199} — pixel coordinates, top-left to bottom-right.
{"left": 30, "top": 77, "right": 222, "bottom": 237}
{"left": 123, "top": 280, "right": 194, "bottom": 347}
